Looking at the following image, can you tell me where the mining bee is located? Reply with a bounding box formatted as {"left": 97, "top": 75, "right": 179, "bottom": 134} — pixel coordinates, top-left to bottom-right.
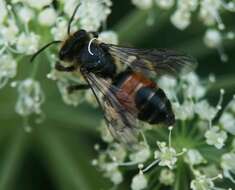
{"left": 31, "top": 4, "right": 197, "bottom": 147}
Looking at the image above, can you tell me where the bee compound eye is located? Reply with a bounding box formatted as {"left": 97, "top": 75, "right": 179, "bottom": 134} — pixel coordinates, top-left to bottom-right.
{"left": 92, "top": 32, "right": 99, "bottom": 38}
{"left": 59, "top": 51, "right": 65, "bottom": 60}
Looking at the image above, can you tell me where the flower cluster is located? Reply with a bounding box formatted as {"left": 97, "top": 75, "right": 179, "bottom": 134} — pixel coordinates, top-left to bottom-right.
{"left": 12, "top": 78, "right": 45, "bottom": 132}
{"left": 0, "top": 0, "right": 117, "bottom": 129}
{"left": 93, "top": 72, "right": 235, "bottom": 190}
{"left": 0, "top": 53, "right": 17, "bottom": 89}
{"left": 0, "top": 0, "right": 235, "bottom": 190}
{"left": 132, "top": 0, "right": 235, "bottom": 62}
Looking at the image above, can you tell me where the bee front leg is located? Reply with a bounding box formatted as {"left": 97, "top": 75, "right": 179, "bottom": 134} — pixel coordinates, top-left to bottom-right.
{"left": 67, "top": 84, "right": 90, "bottom": 94}
{"left": 55, "top": 62, "right": 76, "bottom": 72}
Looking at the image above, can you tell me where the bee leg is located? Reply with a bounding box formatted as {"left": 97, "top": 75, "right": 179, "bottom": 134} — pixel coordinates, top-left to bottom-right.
{"left": 55, "top": 62, "right": 76, "bottom": 72}
{"left": 67, "top": 84, "right": 90, "bottom": 94}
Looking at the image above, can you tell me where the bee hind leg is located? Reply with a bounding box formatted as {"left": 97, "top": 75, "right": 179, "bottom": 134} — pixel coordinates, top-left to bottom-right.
{"left": 55, "top": 62, "right": 76, "bottom": 72}
{"left": 67, "top": 84, "right": 90, "bottom": 94}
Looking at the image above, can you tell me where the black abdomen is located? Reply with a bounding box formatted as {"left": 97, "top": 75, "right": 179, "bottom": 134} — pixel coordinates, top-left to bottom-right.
{"left": 135, "top": 87, "right": 175, "bottom": 126}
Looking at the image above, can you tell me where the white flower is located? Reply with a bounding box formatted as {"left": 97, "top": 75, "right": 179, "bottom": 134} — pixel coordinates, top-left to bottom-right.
{"left": 180, "top": 0, "right": 198, "bottom": 11}
{"left": 15, "top": 79, "right": 44, "bottom": 116}
{"left": 172, "top": 100, "right": 194, "bottom": 120}
{"left": 0, "top": 53, "right": 17, "bottom": 89}
{"left": 16, "top": 32, "right": 40, "bottom": 55}
{"left": 103, "top": 161, "right": 118, "bottom": 172}
{"left": 51, "top": 17, "right": 68, "bottom": 40}
{"left": 141, "top": 128, "right": 186, "bottom": 172}
{"left": 221, "top": 152, "right": 235, "bottom": 183}
{"left": 0, "top": 0, "right": 7, "bottom": 24}
{"left": 38, "top": 7, "right": 57, "bottom": 26}
{"left": 170, "top": 0, "right": 198, "bottom": 30}
{"left": 170, "top": 9, "right": 191, "bottom": 30}
{"left": 182, "top": 72, "right": 199, "bottom": 84}
{"left": 26, "top": 0, "right": 53, "bottom": 10}
{"left": 64, "top": 0, "right": 80, "bottom": 17}
{"left": 57, "top": 80, "right": 84, "bottom": 106}
{"left": 155, "top": 0, "right": 174, "bottom": 10}
{"left": 195, "top": 100, "right": 217, "bottom": 121}
{"left": 133, "top": 0, "right": 235, "bottom": 41}
{"left": 221, "top": 152, "right": 235, "bottom": 172}
{"left": 129, "top": 143, "right": 151, "bottom": 163}
{"left": 18, "top": 6, "right": 34, "bottom": 23}
{"left": 108, "top": 143, "right": 127, "bottom": 163}
{"left": 190, "top": 175, "right": 215, "bottom": 190}
{"left": 158, "top": 76, "right": 177, "bottom": 90}
{"left": 184, "top": 149, "right": 205, "bottom": 165}
{"left": 159, "top": 169, "right": 175, "bottom": 185}
{"left": 182, "top": 72, "right": 206, "bottom": 99}
{"left": 200, "top": 3, "right": 228, "bottom": 62}
{"left": 102, "top": 163, "right": 123, "bottom": 185}
{"left": 185, "top": 84, "right": 206, "bottom": 100}
{"left": 132, "top": 0, "right": 153, "bottom": 10}
{"left": 99, "top": 120, "right": 114, "bottom": 143}
{"left": 203, "top": 29, "right": 229, "bottom": 62}
{"left": 219, "top": 112, "right": 235, "bottom": 135}
{"left": 204, "top": 29, "right": 222, "bottom": 49}
{"left": 99, "top": 31, "right": 118, "bottom": 45}
{"left": 199, "top": 0, "right": 224, "bottom": 29}
{"left": 131, "top": 173, "right": 148, "bottom": 190}
{"left": 205, "top": 126, "right": 227, "bottom": 149}
{"left": 78, "top": 0, "right": 112, "bottom": 31}
{"left": 64, "top": 0, "right": 112, "bottom": 31}
{"left": 110, "top": 169, "right": 123, "bottom": 185}
{"left": 0, "top": 19, "right": 19, "bottom": 45}
{"left": 158, "top": 76, "right": 177, "bottom": 100}
{"left": 155, "top": 141, "right": 177, "bottom": 169}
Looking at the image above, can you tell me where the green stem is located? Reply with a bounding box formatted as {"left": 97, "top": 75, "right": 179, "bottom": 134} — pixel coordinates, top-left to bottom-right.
{"left": 114, "top": 8, "right": 171, "bottom": 44}
{"left": 174, "top": 161, "right": 190, "bottom": 190}
{"left": 182, "top": 120, "right": 188, "bottom": 136}
{"left": 153, "top": 183, "right": 161, "bottom": 190}
{"left": 174, "top": 161, "right": 182, "bottom": 190}
{"left": 208, "top": 74, "right": 235, "bottom": 93}
{"left": 188, "top": 124, "right": 199, "bottom": 138}
{"left": 0, "top": 130, "right": 28, "bottom": 190}
{"left": 30, "top": 58, "right": 40, "bottom": 79}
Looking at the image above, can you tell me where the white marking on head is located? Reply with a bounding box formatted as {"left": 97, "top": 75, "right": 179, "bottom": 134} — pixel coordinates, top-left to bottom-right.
{"left": 88, "top": 37, "right": 97, "bottom": 56}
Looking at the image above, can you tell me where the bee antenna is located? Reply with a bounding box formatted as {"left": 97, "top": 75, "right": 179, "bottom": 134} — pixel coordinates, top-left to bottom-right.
{"left": 30, "top": 40, "right": 61, "bottom": 63}
{"left": 67, "top": 3, "right": 81, "bottom": 35}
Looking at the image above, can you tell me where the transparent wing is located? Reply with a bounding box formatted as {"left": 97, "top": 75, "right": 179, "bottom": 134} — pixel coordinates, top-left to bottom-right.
{"left": 81, "top": 71, "right": 140, "bottom": 148}
{"left": 101, "top": 43, "right": 197, "bottom": 77}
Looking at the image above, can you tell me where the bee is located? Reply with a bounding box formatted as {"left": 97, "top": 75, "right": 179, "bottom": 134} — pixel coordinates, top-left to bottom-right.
{"left": 31, "top": 4, "right": 197, "bottom": 148}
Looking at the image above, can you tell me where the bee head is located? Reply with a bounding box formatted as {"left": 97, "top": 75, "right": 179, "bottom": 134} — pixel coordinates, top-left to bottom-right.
{"left": 59, "top": 29, "right": 89, "bottom": 61}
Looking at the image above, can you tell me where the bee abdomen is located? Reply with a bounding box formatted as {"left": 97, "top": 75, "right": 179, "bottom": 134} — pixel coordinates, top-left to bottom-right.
{"left": 135, "top": 87, "right": 175, "bottom": 126}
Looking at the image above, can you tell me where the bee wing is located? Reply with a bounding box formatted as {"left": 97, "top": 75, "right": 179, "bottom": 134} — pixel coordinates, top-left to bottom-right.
{"left": 102, "top": 44, "right": 197, "bottom": 77}
{"left": 81, "top": 71, "right": 139, "bottom": 148}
